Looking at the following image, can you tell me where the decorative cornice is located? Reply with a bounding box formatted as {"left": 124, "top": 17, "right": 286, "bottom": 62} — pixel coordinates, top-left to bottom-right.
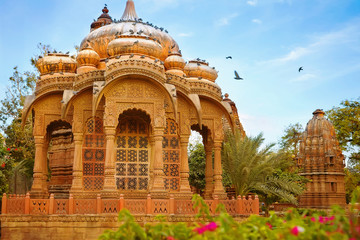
{"left": 105, "top": 59, "right": 166, "bottom": 85}
{"left": 165, "top": 73, "right": 190, "bottom": 95}
{"left": 188, "top": 79, "right": 222, "bottom": 102}
{"left": 35, "top": 75, "right": 76, "bottom": 96}
{"left": 74, "top": 70, "right": 105, "bottom": 91}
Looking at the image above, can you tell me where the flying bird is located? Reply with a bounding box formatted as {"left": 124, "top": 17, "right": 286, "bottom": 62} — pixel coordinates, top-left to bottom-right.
{"left": 226, "top": 56, "right": 232, "bottom": 59}
{"left": 234, "top": 71, "right": 243, "bottom": 80}
{"left": 298, "top": 66, "right": 303, "bottom": 72}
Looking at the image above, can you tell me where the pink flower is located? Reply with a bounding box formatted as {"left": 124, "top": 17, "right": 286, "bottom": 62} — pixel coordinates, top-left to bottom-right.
{"left": 311, "top": 217, "right": 316, "bottom": 222}
{"left": 291, "top": 226, "right": 304, "bottom": 236}
{"left": 206, "top": 222, "right": 218, "bottom": 231}
{"left": 194, "top": 222, "right": 218, "bottom": 234}
{"left": 319, "top": 216, "right": 325, "bottom": 223}
{"left": 266, "top": 222, "right": 273, "bottom": 229}
{"left": 167, "top": 237, "right": 175, "bottom": 240}
{"left": 329, "top": 216, "right": 335, "bottom": 221}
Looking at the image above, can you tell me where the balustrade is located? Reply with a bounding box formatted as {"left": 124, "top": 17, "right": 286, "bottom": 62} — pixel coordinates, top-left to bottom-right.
{"left": 1, "top": 193, "right": 259, "bottom": 216}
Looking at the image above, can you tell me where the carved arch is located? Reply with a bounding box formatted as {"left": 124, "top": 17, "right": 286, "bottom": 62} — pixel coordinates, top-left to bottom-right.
{"left": 94, "top": 74, "right": 176, "bottom": 120}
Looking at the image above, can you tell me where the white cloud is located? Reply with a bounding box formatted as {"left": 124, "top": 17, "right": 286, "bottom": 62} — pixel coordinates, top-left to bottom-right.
{"left": 252, "top": 19, "right": 262, "bottom": 24}
{"left": 247, "top": 0, "right": 258, "bottom": 6}
{"left": 266, "top": 47, "right": 311, "bottom": 64}
{"left": 178, "top": 32, "right": 193, "bottom": 37}
{"left": 262, "top": 19, "right": 360, "bottom": 65}
{"left": 290, "top": 73, "right": 317, "bottom": 83}
{"left": 214, "top": 13, "right": 239, "bottom": 27}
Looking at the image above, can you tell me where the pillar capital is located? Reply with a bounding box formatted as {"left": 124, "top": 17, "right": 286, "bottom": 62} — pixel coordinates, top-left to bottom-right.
{"left": 34, "top": 136, "right": 45, "bottom": 145}
{"left": 213, "top": 141, "right": 222, "bottom": 149}
{"left": 104, "top": 126, "right": 116, "bottom": 136}
{"left": 179, "top": 135, "right": 190, "bottom": 146}
{"left": 73, "top": 133, "right": 83, "bottom": 142}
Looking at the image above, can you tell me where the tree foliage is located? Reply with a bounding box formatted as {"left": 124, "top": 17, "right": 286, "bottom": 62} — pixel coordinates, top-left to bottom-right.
{"left": 188, "top": 143, "right": 206, "bottom": 191}
{"left": 222, "top": 130, "right": 305, "bottom": 205}
{"left": 326, "top": 98, "right": 360, "bottom": 202}
{"left": 326, "top": 98, "right": 360, "bottom": 156}
{"left": 0, "top": 43, "right": 51, "bottom": 194}
{"left": 278, "top": 123, "right": 303, "bottom": 156}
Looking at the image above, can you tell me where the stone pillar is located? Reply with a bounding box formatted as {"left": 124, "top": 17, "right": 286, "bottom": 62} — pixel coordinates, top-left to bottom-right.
{"left": 31, "top": 136, "right": 48, "bottom": 198}
{"left": 70, "top": 133, "right": 84, "bottom": 193}
{"left": 212, "top": 141, "right": 226, "bottom": 199}
{"left": 149, "top": 138, "right": 155, "bottom": 191}
{"left": 41, "top": 141, "right": 49, "bottom": 192}
{"left": 204, "top": 144, "right": 214, "bottom": 199}
{"left": 150, "top": 128, "right": 167, "bottom": 198}
{"left": 179, "top": 135, "right": 192, "bottom": 198}
{"left": 102, "top": 127, "right": 117, "bottom": 197}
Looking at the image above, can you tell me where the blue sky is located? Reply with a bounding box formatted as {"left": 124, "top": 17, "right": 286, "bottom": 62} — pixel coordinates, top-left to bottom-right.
{"left": 0, "top": 0, "right": 359, "bottom": 146}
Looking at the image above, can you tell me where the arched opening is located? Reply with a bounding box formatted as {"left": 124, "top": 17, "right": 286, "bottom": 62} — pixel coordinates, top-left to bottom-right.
{"left": 189, "top": 124, "right": 212, "bottom": 197}
{"left": 46, "top": 120, "right": 73, "bottom": 198}
{"left": 115, "top": 109, "right": 151, "bottom": 191}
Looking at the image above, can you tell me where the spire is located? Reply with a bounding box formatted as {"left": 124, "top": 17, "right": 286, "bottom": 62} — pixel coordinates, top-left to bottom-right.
{"left": 121, "top": 0, "right": 139, "bottom": 21}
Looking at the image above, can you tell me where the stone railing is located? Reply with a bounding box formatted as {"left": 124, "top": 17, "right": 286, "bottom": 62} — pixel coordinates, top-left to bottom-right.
{"left": 1, "top": 193, "right": 259, "bottom": 216}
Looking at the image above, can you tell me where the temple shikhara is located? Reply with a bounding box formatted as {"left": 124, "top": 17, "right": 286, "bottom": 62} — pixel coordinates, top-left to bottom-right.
{"left": 297, "top": 109, "right": 346, "bottom": 208}
{"left": 0, "top": 1, "right": 258, "bottom": 239}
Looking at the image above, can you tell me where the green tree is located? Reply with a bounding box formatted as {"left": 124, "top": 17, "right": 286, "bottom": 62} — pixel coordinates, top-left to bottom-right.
{"left": 188, "top": 143, "right": 206, "bottom": 192}
{"left": 326, "top": 98, "right": 360, "bottom": 158}
{"left": 0, "top": 134, "right": 14, "bottom": 200}
{"left": 326, "top": 98, "right": 360, "bottom": 201}
{"left": 222, "top": 130, "right": 304, "bottom": 206}
{"left": 0, "top": 43, "right": 51, "bottom": 194}
{"left": 278, "top": 123, "right": 303, "bottom": 156}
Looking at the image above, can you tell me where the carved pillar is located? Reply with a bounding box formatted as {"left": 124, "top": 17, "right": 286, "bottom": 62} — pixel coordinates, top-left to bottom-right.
{"left": 212, "top": 141, "right": 226, "bottom": 199}
{"left": 70, "top": 133, "right": 84, "bottom": 193}
{"left": 41, "top": 141, "right": 49, "bottom": 192}
{"left": 102, "top": 127, "right": 117, "bottom": 197}
{"left": 149, "top": 138, "right": 155, "bottom": 191}
{"left": 31, "top": 136, "right": 48, "bottom": 198}
{"left": 150, "top": 128, "right": 167, "bottom": 198}
{"left": 204, "top": 144, "right": 214, "bottom": 199}
{"left": 179, "top": 135, "right": 192, "bottom": 197}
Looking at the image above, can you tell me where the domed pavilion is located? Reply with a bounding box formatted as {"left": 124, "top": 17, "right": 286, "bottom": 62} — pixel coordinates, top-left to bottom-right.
{"left": 21, "top": 1, "right": 245, "bottom": 201}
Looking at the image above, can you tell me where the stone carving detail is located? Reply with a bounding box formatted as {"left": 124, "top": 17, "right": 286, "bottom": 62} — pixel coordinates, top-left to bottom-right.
{"left": 163, "top": 119, "right": 180, "bottom": 192}
{"left": 82, "top": 117, "right": 106, "bottom": 191}
{"left": 115, "top": 117, "right": 149, "bottom": 191}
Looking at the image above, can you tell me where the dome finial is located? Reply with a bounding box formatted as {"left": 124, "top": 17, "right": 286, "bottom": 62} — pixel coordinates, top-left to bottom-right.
{"left": 121, "top": 0, "right": 139, "bottom": 21}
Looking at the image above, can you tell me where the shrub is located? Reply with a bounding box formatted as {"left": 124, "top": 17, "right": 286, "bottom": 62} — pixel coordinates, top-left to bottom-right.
{"left": 99, "top": 192, "right": 360, "bottom": 240}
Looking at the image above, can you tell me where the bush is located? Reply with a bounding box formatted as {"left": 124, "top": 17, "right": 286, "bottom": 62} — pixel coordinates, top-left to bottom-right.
{"left": 99, "top": 193, "right": 360, "bottom": 240}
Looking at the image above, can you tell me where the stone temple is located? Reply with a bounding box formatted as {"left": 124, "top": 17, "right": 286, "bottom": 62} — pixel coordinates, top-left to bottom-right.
{"left": 1, "top": 1, "right": 260, "bottom": 239}
{"left": 297, "top": 109, "right": 346, "bottom": 208}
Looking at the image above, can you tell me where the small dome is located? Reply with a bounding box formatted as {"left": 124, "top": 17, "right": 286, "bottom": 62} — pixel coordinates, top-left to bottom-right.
{"left": 164, "top": 52, "right": 185, "bottom": 70}
{"left": 77, "top": 47, "right": 100, "bottom": 67}
{"left": 107, "top": 36, "right": 162, "bottom": 59}
{"left": 36, "top": 53, "right": 77, "bottom": 75}
{"left": 184, "top": 59, "right": 218, "bottom": 82}
{"left": 90, "top": 5, "right": 113, "bottom": 32}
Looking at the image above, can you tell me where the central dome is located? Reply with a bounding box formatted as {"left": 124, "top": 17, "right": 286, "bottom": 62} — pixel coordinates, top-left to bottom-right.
{"left": 80, "top": 0, "right": 179, "bottom": 61}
